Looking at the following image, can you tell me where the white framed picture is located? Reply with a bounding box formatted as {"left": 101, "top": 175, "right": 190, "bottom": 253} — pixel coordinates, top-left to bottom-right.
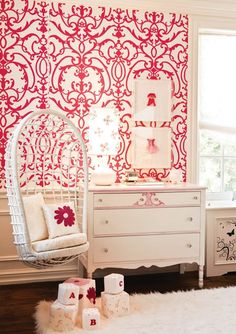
{"left": 133, "top": 79, "right": 172, "bottom": 121}
{"left": 132, "top": 127, "right": 171, "bottom": 168}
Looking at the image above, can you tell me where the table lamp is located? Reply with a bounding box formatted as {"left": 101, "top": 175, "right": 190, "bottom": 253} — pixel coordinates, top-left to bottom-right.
{"left": 88, "top": 107, "right": 120, "bottom": 185}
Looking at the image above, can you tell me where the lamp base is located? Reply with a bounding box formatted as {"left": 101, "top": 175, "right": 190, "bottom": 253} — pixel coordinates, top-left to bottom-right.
{"left": 91, "top": 166, "right": 116, "bottom": 186}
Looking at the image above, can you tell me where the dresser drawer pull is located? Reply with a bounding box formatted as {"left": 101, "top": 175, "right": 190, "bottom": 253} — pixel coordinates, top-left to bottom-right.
{"left": 104, "top": 220, "right": 109, "bottom": 224}
{"left": 98, "top": 198, "right": 103, "bottom": 203}
{"left": 104, "top": 248, "right": 109, "bottom": 253}
{"left": 186, "top": 243, "right": 192, "bottom": 248}
{"left": 193, "top": 196, "right": 198, "bottom": 200}
{"left": 187, "top": 217, "right": 193, "bottom": 221}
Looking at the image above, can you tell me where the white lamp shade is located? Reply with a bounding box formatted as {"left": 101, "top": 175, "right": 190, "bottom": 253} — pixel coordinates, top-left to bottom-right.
{"left": 88, "top": 108, "right": 120, "bottom": 156}
{"left": 88, "top": 107, "right": 120, "bottom": 186}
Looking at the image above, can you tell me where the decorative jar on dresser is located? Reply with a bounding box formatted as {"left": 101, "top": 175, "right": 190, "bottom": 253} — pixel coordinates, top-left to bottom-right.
{"left": 80, "top": 183, "right": 206, "bottom": 287}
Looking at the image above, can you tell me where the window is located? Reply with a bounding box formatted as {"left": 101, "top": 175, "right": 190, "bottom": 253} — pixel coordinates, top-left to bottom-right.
{"left": 198, "top": 31, "right": 236, "bottom": 194}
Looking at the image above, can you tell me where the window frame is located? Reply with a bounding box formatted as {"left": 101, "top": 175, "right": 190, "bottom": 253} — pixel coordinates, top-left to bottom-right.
{"left": 189, "top": 16, "right": 236, "bottom": 200}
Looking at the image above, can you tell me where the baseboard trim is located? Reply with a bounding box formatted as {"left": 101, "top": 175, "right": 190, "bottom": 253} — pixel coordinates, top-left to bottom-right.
{"left": 0, "top": 263, "right": 79, "bottom": 285}
{"left": 0, "top": 210, "right": 9, "bottom": 216}
{"left": 0, "top": 255, "right": 19, "bottom": 262}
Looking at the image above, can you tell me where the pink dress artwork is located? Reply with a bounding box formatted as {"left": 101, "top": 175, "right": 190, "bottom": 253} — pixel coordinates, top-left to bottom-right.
{"left": 147, "top": 92, "right": 157, "bottom": 106}
{"left": 146, "top": 138, "right": 158, "bottom": 154}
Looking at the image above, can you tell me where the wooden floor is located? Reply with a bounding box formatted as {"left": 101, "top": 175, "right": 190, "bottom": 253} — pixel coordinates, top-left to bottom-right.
{"left": 1, "top": 271, "right": 236, "bottom": 334}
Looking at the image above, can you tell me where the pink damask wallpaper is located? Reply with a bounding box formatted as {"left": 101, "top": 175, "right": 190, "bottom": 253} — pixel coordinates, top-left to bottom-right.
{"left": 0, "top": 0, "right": 188, "bottom": 188}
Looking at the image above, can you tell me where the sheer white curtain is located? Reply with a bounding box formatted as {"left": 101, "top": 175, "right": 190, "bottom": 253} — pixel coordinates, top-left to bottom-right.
{"left": 199, "top": 33, "right": 236, "bottom": 138}
{"left": 198, "top": 31, "right": 236, "bottom": 194}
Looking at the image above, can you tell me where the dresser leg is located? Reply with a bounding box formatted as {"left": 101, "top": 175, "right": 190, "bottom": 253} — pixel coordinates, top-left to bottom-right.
{"left": 198, "top": 265, "right": 204, "bottom": 288}
{"left": 78, "top": 264, "right": 85, "bottom": 277}
{"left": 179, "top": 264, "right": 186, "bottom": 274}
{"left": 87, "top": 271, "right": 93, "bottom": 279}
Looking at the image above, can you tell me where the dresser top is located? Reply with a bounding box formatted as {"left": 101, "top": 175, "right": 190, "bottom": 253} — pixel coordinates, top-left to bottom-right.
{"left": 88, "top": 182, "right": 206, "bottom": 193}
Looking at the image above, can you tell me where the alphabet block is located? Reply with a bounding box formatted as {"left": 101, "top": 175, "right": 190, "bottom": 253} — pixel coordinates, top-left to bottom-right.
{"left": 104, "top": 273, "right": 124, "bottom": 294}
{"left": 101, "top": 291, "right": 129, "bottom": 318}
{"left": 49, "top": 300, "right": 78, "bottom": 332}
{"left": 82, "top": 308, "right": 100, "bottom": 330}
{"left": 57, "top": 282, "right": 80, "bottom": 306}
{"left": 65, "top": 277, "right": 96, "bottom": 314}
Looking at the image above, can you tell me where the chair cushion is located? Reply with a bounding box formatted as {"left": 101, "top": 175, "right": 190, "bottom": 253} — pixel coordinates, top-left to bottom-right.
{"left": 32, "top": 233, "right": 87, "bottom": 252}
{"left": 22, "top": 193, "right": 48, "bottom": 242}
{"left": 42, "top": 201, "right": 80, "bottom": 239}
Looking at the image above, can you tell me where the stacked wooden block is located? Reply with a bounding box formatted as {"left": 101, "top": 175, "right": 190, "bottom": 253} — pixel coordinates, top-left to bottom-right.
{"left": 48, "top": 273, "right": 129, "bottom": 331}
{"left": 49, "top": 282, "right": 80, "bottom": 332}
{"left": 101, "top": 273, "right": 130, "bottom": 318}
{"left": 48, "top": 277, "right": 100, "bottom": 331}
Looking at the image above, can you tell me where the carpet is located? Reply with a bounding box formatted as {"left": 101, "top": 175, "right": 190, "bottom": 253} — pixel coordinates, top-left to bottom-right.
{"left": 35, "top": 287, "right": 236, "bottom": 334}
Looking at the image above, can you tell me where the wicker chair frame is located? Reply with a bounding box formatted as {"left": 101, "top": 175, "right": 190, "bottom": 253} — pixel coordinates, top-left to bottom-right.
{"left": 5, "top": 110, "right": 89, "bottom": 269}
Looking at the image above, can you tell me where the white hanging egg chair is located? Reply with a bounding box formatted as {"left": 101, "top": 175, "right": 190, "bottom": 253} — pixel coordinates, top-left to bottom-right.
{"left": 5, "top": 110, "right": 89, "bottom": 269}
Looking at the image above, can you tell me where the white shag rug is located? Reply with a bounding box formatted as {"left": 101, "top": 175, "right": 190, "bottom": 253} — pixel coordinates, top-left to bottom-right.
{"left": 35, "top": 287, "right": 236, "bottom": 334}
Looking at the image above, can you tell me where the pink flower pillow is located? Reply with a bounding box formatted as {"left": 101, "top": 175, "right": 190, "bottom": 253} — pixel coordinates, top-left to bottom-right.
{"left": 42, "top": 202, "right": 80, "bottom": 239}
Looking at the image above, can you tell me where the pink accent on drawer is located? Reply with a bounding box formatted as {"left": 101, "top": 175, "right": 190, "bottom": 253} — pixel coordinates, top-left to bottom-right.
{"left": 133, "top": 192, "right": 165, "bottom": 207}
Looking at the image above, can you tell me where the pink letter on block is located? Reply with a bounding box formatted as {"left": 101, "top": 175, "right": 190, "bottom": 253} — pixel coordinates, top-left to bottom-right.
{"left": 65, "top": 277, "right": 96, "bottom": 314}
{"left": 82, "top": 308, "right": 100, "bottom": 330}
{"left": 104, "top": 273, "right": 124, "bottom": 294}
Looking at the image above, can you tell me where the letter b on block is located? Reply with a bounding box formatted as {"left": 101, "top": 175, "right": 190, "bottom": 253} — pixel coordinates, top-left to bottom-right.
{"left": 82, "top": 308, "right": 100, "bottom": 330}
{"left": 104, "top": 273, "right": 124, "bottom": 294}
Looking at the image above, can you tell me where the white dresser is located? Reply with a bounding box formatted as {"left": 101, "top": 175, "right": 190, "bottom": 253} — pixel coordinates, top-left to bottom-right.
{"left": 81, "top": 183, "right": 206, "bottom": 287}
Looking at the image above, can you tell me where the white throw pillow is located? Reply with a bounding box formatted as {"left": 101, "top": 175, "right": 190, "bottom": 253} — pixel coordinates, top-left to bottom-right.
{"left": 22, "top": 193, "right": 48, "bottom": 242}
{"left": 42, "top": 202, "right": 79, "bottom": 239}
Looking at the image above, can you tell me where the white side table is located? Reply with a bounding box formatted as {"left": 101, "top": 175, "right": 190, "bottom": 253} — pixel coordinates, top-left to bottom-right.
{"left": 206, "top": 201, "right": 236, "bottom": 277}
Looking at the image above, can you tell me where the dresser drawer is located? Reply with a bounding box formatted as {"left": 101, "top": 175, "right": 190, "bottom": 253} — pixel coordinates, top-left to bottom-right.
{"left": 93, "top": 234, "right": 199, "bottom": 263}
{"left": 93, "top": 191, "right": 200, "bottom": 208}
{"left": 93, "top": 207, "right": 201, "bottom": 236}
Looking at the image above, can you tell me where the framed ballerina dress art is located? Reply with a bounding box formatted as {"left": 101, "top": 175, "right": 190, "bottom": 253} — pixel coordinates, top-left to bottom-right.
{"left": 132, "top": 127, "right": 171, "bottom": 168}
{"left": 133, "top": 79, "right": 172, "bottom": 121}
{"left": 132, "top": 78, "right": 172, "bottom": 169}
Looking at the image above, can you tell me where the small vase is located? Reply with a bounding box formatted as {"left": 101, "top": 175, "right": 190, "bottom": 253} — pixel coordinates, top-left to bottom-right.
{"left": 147, "top": 138, "right": 158, "bottom": 154}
